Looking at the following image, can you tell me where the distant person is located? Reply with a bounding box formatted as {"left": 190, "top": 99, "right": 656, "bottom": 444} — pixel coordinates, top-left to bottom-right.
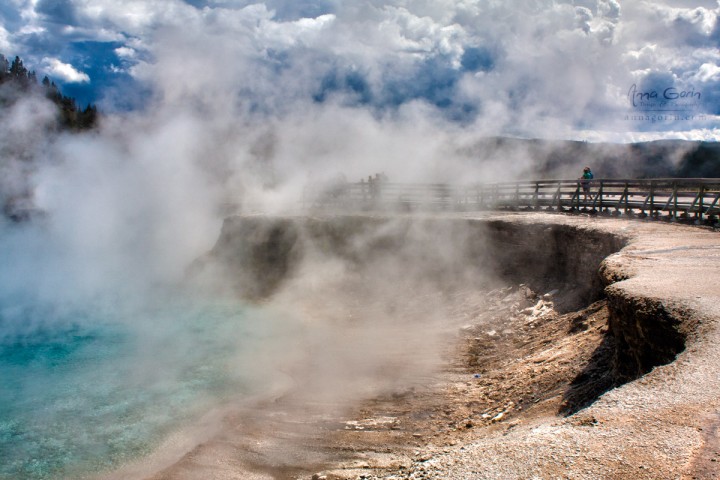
{"left": 580, "top": 166, "right": 594, "bottom": 201}
{"left": 373, "top": 173, "right": 387, "bottom": 201}
{"left": 368, "top": 175, "right": 376, "bottom": 201}
{"left": 360, "top": 177, "right": 368, "bottom": 202}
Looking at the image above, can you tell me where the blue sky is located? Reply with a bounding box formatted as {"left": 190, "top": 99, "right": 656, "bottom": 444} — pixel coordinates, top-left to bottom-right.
{"left": 1, "top": 0, "right": 719, "bottom": 141}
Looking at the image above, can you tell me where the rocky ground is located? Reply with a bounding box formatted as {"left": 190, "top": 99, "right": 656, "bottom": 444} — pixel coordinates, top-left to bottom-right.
{"left": 297, "top": 285, "right": 616, "bottom": 480}
{"left": 114, "top": 213, "right": 720, "bottom": 480}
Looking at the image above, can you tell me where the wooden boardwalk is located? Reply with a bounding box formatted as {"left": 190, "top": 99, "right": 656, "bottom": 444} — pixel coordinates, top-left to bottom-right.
{"left": 304, "top": 178, "right": 720, "bottom": 225}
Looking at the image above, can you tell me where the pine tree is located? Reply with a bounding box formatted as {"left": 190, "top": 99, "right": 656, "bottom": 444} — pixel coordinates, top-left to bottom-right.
{"left": 0, "top": 54, "right": 8, "bottom": 83}
{"left": 9, "top": 56, "right": 29, "bottom": 87}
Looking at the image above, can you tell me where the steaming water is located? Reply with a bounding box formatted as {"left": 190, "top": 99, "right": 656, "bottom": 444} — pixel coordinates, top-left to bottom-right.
{"left": 0, "top": 292, "right": 293, "bottom": 480}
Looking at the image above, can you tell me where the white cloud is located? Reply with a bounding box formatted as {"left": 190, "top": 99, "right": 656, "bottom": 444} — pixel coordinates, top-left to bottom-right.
{"left": 599, "top": 0, "right": 621, "bottom": 20}
{"left": 42, "top": 57, "right": 90, "bottom": 83}
{"left": 59, "top": 25, "right": 127, "bottom": 42}
{"left": 661, "top": 5, "right": 718, "bottom": 36}
{"left": 694, "top": 62, "right": 720, "bottom": 82}
{"left": 580, "top": 127, "right": 720, "bottom": 143}
{"left": 73, "top": 0, "right": 198, "bottom": 35}
{"left": 18, "top": 24, "right": 46, "bottom": 35}
{"left": 257, "top": 10, "right": 338, "bottom": 47}
{"left": 0, "top": 25, "right": 11, "bottom": 53}
{"left": 114, "top": 46, "right": 136, "bottom": 59}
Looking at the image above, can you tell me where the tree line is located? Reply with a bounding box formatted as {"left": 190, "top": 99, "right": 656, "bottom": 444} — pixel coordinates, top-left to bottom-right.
{"left": 0, "top": 54, "right": 97, "bottom": 130}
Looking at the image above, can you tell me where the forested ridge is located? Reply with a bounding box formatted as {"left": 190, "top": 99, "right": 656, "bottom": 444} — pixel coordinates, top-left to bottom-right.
{"left": 1, "top": 54, "right": 100, "bottom": 221}
{"left": 0, "top": 54, "right": 97, "bottom": 130}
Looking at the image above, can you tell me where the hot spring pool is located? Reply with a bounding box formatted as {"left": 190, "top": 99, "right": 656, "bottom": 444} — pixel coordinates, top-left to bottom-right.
{"left": 0, "top": 294, "right": 295, "bottom": 480}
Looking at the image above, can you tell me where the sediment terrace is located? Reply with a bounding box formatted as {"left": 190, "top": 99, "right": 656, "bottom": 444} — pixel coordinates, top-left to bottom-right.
{"left": 148, "top": 212, "right": 720, "bottom": 480}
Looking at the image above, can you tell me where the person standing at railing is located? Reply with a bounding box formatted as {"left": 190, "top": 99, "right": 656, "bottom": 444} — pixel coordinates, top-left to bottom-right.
{"left": 368, "top": 175, "right": 376, "bottom": 202}
{"left": 580, "top": 166, "right": 594, "bottom": 201}
{"left": 370, "top": 173, "right": 387, "bottom": 202}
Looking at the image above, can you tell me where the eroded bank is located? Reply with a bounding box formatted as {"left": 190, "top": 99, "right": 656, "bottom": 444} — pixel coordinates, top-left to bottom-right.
{"left": 199, "top": 213, "right": 694, "bottom": 388}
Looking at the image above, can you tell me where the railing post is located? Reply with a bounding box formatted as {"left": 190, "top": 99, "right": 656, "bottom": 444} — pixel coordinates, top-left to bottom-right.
{"left": 650, "top": 180, "right": 655, "bottom": 219}
{"left": 572, "top": 181, "right": 580, "bottom": 211}
{"left": 698, "top": 184, "right": 705, "bottom": 223}
{"left": 708, "top": 192, "right": 720, "bottom": 225}
{"left": 624, "top": 181, "right": 630, "bottom": 215}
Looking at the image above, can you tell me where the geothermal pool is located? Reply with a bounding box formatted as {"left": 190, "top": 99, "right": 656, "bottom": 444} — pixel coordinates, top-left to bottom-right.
{"left": 0, "top": 292, "right": 296, "bottom": 480}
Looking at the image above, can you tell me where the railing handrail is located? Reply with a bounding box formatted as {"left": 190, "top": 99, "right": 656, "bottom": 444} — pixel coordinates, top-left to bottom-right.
{"left": 340, "top": 178, "right": 720, "bottom": 189}
{"left": 305, "top": 177, "right": 720, "bottom": 225}
{"left": 464, "top": 178, "right": 720, "bottom": 186}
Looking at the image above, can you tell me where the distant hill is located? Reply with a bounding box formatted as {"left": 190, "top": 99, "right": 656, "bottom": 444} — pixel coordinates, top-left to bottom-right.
{"left": 461, "top": 137, "right": 720, "bottom": 180}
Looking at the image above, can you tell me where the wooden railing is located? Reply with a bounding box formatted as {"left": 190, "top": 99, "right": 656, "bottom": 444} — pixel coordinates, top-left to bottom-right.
{"left": 303, "top": 178, "right": 720, "bottom": 225}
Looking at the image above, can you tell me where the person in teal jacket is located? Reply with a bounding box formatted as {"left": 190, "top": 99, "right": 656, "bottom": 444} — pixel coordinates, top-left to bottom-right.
{"left": 580, "top": 166, "right": 593, "bottom": 201}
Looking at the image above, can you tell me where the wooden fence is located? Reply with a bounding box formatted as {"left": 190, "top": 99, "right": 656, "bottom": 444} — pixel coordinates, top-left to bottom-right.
{"left": 303, "top": 178, "right": 720, "bottom": 225}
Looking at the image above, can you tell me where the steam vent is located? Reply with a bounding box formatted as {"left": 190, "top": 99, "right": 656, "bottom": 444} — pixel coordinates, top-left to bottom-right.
{"left": 152, "top": 211, "right": 720, "bottom": 480}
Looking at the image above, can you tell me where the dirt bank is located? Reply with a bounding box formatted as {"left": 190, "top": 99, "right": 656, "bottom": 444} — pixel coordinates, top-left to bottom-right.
{"left": 147, "top": 212, "right": 720, "bottom": 479}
